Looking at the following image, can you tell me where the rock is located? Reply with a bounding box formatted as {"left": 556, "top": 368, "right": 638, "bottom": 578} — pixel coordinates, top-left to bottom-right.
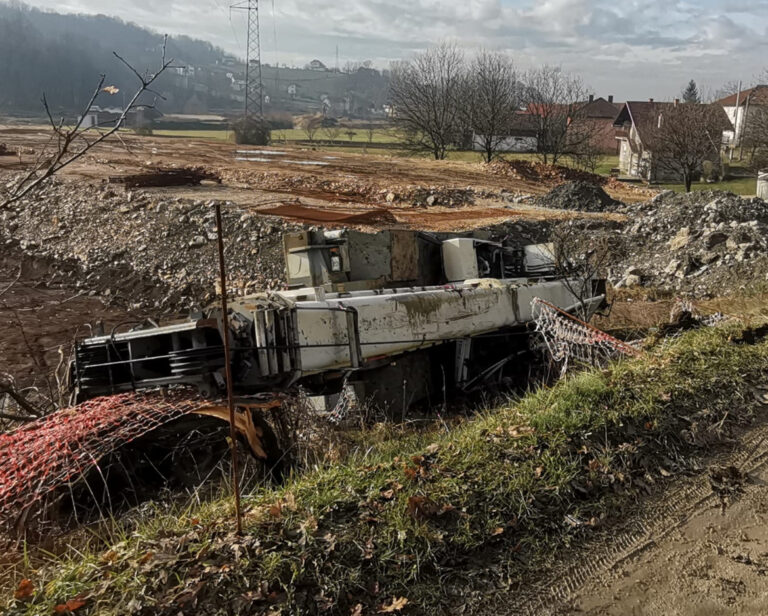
{"left": 668, "top": 227, "right": 691, "bottom": 250}
{"left": 665, "top": 259, "right": 681, "bottom": 275}
{"left": 703, "top": 231, "right": 728, "bottom": 249}
{"left": 624, "top": 274, "right": 642, "bottom": 287}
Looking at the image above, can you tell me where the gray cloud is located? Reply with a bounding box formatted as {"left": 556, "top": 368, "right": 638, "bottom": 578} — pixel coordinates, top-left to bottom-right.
{"left": 17, "top": 0, "right": 768, "bottom": 99}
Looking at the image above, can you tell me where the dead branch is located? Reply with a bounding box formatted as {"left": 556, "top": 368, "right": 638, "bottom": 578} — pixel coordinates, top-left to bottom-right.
{"left": 0, "top": 35, "right": 176, "bottom": 210}
{"left": 0, "top": 373, "right": 43, "bottom": 418}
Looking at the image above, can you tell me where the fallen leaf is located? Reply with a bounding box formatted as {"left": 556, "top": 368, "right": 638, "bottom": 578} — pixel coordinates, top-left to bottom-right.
{"left": 138, "top": 551, "right": 154, "bottom": 565}
{"left": 14, "top": 579, "right": 34, "bottom": 600}
{"left": 100, "top": 549, "right": 119, "bottom": 564}
{"left": 102, "top": 85, "right": 120, "bottom": 94}
{"left": 380, "top": 489, "right": 395, "bottom": 500}
{"left": 491, "top": 527, "right": 505, "bottom": 536}
{"left": 425, "top": 443, "right": 439, "bottom": 455}
{"left": 54, "top": 598, "right": 86, "bottom": 613}
{"left": 350, "top": 604, "right": 363, "bottom": 616}
{"left": 407, "top": 495, "right": 440, "bottom": 521}
{"left": 534, "top": 466, "right": 544, "bottom": 478}
{"left": 269, "top": 503, "right": 282, "bottom": 517}
{"left": 379, "top": 596, "right": 409, "bottom": 612}
{"left": 362, "top": 536, "right": 374, "bottom": 559}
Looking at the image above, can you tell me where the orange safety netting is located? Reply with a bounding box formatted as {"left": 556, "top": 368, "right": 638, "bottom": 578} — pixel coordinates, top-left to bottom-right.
{"left": 0, "top": 390, "right": 205, "bottom": 522}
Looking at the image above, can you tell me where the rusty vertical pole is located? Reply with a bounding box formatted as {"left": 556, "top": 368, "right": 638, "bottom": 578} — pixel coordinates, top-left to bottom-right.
{"left": 215, "top": 202, "right": 243, "bottom": 534}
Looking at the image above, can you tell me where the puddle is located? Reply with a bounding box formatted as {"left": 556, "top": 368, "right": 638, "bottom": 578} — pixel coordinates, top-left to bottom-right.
{"left": 236, "top": 150, "right": 287, "bottom": 155}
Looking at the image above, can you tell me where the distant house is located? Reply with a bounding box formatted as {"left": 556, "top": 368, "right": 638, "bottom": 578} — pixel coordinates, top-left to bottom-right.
{"left": 613, "top": 99, "right": 731, "bottom": 181}
{"left": 578, "top": 95, "right": 622, "bottom": 154}
{"left": 472, "top": 112, "right": 539, "bottom": 153}
{"left": 716, "top": 85, "right": 768, "bottom": 149}
{"left": 79, "top": 105, "right": 161, "bottom": 130}
{"left": 308, "top": 59, "right": 328, "bottom": 71}
{"left": 80, "top": 106, "right": 123, "bottom": 128}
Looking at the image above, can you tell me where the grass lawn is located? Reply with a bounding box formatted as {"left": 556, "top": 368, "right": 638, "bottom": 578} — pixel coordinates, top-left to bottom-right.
{"left": 659, "top": 175, "right": 757, "bottom": 196}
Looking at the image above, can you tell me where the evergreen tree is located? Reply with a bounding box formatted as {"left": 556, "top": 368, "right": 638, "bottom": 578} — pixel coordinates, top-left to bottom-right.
{"left": 682, "top": 79, "right": 700, "bottom": 104}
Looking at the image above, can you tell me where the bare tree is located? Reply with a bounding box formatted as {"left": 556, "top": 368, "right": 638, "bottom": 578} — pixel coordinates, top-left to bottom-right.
{"left": 742, "top": 105, "right": 768, "bottom": 171}
{"left": 523, "top": 66, "right": 595, "bottom": 165}
{"left": 388, "top": 43, "right": 465, "bottom": 160}
{"left": 300, "top": 115, "right": 322, "bottom": 142}
{"left": 462, "top": 50, "right": 522, "bottom": 163}
{"left": 323, "top": 124, "right": 342, "bottom": 142}
{"left": 551, "top": 221, "right": 621, "bottom": 318}
{"left": 0, "top": 37, "right": 176, "bottom": 210}
{"left": 646, "top": 103, "right": 730, "bottom": 191}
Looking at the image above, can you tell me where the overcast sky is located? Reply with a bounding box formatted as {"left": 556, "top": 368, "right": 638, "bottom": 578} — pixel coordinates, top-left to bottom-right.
{"left": 23, "top": 0, "right": 768, "bottom": 100}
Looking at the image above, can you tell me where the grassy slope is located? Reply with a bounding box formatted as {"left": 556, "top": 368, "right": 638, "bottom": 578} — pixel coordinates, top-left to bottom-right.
{"left": 5, "top": 323, "right": 768, "bottom": 615}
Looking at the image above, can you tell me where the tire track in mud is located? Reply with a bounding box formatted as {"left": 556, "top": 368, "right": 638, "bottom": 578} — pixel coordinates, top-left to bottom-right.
{"left": 512, "top": 413, "right": 768, "bottom": 615}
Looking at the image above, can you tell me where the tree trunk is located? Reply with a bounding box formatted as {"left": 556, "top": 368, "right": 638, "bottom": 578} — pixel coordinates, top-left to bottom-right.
{"left": 684, "top": 172, "right": 693, "bottom": 192}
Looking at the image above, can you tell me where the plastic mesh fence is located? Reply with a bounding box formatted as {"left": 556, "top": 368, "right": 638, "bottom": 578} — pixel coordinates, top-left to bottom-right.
{"left": 0, "top": 390, "right": 206, "bottom": 523}
{"left": 531, "top": 297, "right": 642, "bottom": 375}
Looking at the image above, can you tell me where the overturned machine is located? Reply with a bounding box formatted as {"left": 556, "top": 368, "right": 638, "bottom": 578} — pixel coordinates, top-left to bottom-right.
{"left": 72, "top": 229, "right": 607, "bottom": 416}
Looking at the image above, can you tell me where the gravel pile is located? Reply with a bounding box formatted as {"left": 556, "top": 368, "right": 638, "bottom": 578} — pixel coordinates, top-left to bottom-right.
{"left": 537, "top": 181, "right": 621, "bottom": 212}
{"left": 610, "top": 190, "right": 768, "bottom": 296}
{"left": 0, "top": 177, "right": 303, "bottom": 314}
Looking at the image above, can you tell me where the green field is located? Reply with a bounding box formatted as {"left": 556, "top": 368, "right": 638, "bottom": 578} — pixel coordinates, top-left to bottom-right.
{"left": 659, "top": 176, "right": 757, "bottom": 196}
{"left": 269, "top": 127, "right": 402, "bottom": 144}
{"left": 153, "top": 129, "right": 234, "bottom": 141}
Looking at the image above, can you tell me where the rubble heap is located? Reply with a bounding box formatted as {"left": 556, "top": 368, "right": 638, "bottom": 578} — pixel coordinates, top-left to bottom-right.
{"left": 611, "top": 190, "right": 768, "bottom": 296}
{"left": 0, "top": 177, "right": 303, "bottom": 313}
{"left": 537, "top": 181, "right": 620, "bottom": 213}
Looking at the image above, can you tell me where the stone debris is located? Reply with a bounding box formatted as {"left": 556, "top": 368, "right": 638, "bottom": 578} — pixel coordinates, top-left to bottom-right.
{"left": 537, "top": 181, "right": 621, "bottom": 213}
{"left": 0, "top": 177, "right": 303, "bottom": 314}
{"left": 610, "top": 190, "right": 768, "bottom": 296}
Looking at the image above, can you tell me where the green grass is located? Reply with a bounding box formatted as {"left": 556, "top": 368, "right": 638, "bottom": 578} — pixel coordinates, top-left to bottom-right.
{"left": 659, "top": 176, "right": 757, "bottom": 196}
{"left": 5, "top": 323, "right": 768, "bottom": 615}
{"left": 152, "top": 129, "right": 234, "bottom": 141}
{"left": 270, "top": 127, "right": 402, "bottom": 144}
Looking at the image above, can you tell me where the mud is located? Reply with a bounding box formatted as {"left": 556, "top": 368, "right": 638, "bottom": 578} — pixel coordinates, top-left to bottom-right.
{"left": 0, "top": 253, "right": 137, "bottom": 391}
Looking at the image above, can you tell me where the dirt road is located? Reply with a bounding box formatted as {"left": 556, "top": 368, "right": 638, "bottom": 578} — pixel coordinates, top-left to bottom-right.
{"left": 512, "top": 412, "right": 768, "bottom": 616}
{"left": 571, "top": 468, "right": 768, "bottom": 615}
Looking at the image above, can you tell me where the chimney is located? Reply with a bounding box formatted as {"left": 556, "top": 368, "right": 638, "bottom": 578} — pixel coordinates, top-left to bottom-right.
{"left": 649, "top": 98, "right": 654, "bottom": 103}
{"left": 608, "top": 95, "right": 614, "bottom": 103}
{"left": 588, "top": 94, "right": 594, "bottom": 103}
{"left": 673, "top": 98, "right": 679, "bottom": 107}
